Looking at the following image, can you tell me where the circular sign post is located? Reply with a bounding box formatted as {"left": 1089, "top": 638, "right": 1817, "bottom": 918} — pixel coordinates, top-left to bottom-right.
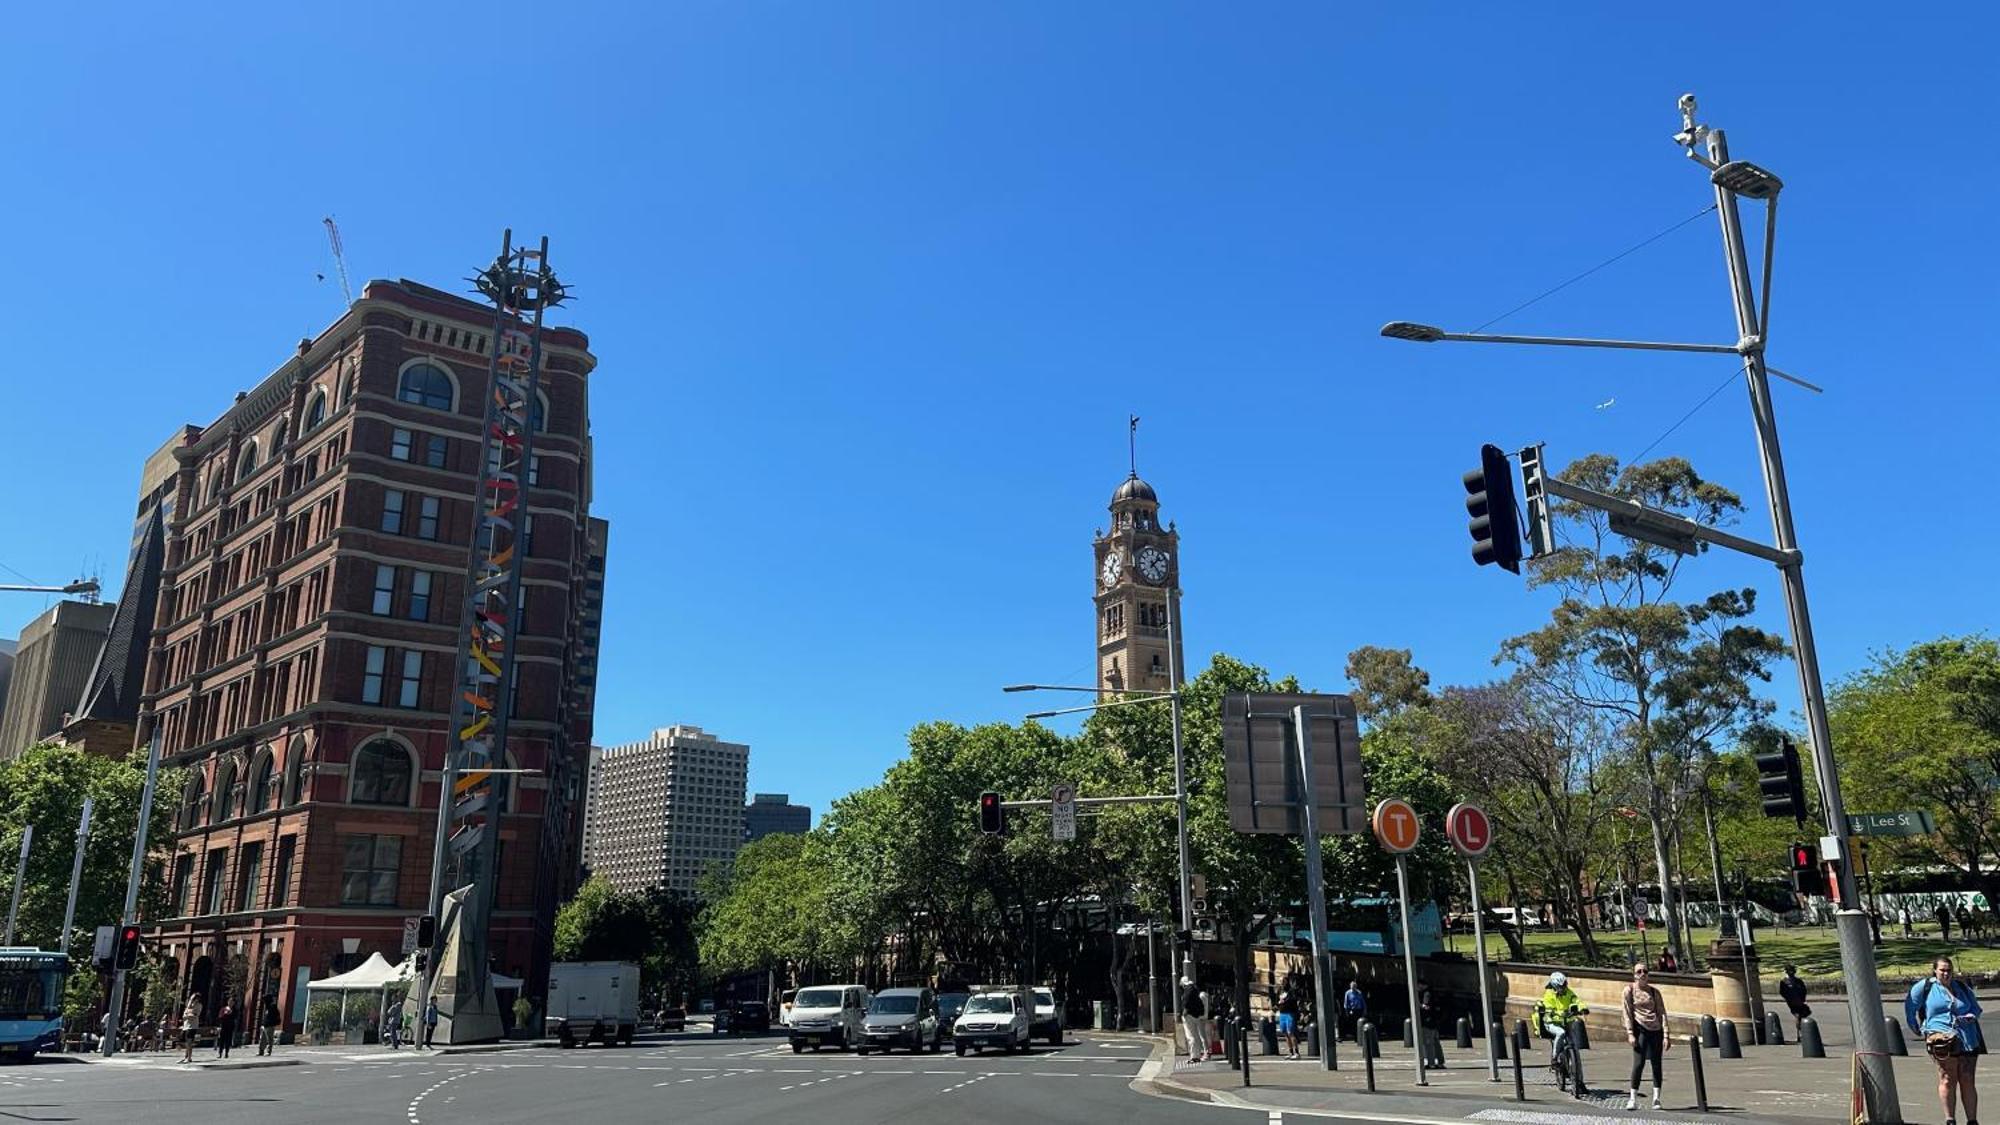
{"left": 1445, "top": 802, "right": 1493, "bottom": 860}
{"left": 1371, "top": 798, "right": 1421, "bottom": 854}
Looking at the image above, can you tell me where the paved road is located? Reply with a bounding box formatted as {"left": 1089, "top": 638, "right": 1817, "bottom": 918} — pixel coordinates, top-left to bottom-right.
{"left": 0, "top": 1032, "right": 1292, "bottom": 1125}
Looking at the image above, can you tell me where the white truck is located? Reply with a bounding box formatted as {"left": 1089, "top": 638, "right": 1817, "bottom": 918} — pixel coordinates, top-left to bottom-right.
{"left": 547, "top": 961, "right": 640, "bottom": 1048}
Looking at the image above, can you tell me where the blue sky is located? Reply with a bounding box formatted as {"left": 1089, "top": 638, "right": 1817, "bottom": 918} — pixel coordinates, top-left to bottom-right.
{"left": 2, "top": 4, "right": 1994, "bottom": 822}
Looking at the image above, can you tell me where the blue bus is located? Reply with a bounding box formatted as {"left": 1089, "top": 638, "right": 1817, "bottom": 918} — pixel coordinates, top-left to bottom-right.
{"left": 0, "top": 949, "right": 69, "bottom": 1060}
{"left": 1272, "top": 898, "right": 1445, "bottom": 957}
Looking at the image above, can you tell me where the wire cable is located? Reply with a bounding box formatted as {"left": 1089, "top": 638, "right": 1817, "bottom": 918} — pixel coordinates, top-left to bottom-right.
{"left": 1624, "top": 367, "right": 1742, "bottom": 465}
{"left": 1472, "top": 205, "right": 1719, "bottom": 333}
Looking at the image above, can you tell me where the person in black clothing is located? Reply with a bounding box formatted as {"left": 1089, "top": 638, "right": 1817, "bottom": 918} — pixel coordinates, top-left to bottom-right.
{"left": 1418, "top": 986, "right": 1446, "bottom": 1068}
{"left": 214, "top": 1003, "right": 237, "bottom": 1059}
{"left": 1939, "top": 903, "right": 1955, "bottom": 941}
{"left": 1179, "top": 979, "right": 1208, "bottom": 1063}
{"left": 257, "top": 996, "right": 281, "bottom": 1055}
{"left": 1777, "top": 964, "right": 1812, "bottom": 1034}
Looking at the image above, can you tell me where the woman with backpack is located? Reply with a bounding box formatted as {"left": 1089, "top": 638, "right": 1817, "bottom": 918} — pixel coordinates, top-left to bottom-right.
{"left": 1907, "top": 956, "right": 1984, "bottom": 1125}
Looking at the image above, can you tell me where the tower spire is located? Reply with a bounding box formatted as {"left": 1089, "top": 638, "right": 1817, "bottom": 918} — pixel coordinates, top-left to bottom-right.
{"left": 1128, "top": 413, "right": 1139, "bottom": 478}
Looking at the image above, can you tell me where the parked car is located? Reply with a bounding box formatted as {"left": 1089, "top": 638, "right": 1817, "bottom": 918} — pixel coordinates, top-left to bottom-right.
{"left": 1030, "top": 987, "right": 1063, "bottom": 1046}
{"left": 787, "top": 984, "right": 869, "bottom": 1052}
{"left": 952, "top": 990, "right": 1029, "bottom": 1056}
{"left": 716, "top": 1001, "right": 771, "bottom": 1034}
{"left": 859, "top": 988, "right": 940, "bottom": 1054}
{"left": 935, "top": 992, "right": 971, "bottom": 1039}
{"left": 652, "top": 1008, "right": 686, "bottom": 1032}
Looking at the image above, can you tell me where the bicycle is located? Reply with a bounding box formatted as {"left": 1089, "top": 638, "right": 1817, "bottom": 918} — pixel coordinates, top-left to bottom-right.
{"left": 1537, "top": 1004, "right": 1590, "bottom": 1095}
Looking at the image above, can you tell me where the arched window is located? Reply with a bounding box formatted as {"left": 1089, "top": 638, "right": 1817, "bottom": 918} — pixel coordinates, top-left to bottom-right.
{"left": 206, "top": 467, "right": 224, "bottom": 506}
{"left": 304, "top": 391, "right": 327, "bottom": 431}
{"left": 182, "top": 772, "right": 207, "bottom": 829}
{"left": 247, "top": 750, "right": 275, "bottom": 814}
{"left": 350, "top": 739, "right": 413, "bottom": 806}
{"left": 283, "top": 738, "right": 306, "bottom": 806}
{"left": 212, "top": 758, "right": 238, "bottom": 821}
{"left": 235, "top": 443, "right": 258, "bottom": 481}
{"left": 398, "top": 363, "right": 456, "bottom": 411}
{"left": 530, "top": 391, "right": 549, "bottom": 433}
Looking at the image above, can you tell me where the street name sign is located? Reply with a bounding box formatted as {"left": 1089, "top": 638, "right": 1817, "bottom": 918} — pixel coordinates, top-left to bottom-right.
{"left": 1847, "top": 810, "right": 1935, "bottom": 837}
{"left": 1372, "top": 798, "right": 1421, "bottom": 854}
{"left": 1221, "top": 692, "right": 1366, "bottom": 835}
{"left": 1051, "top": 783, "right": 1077, "bottom": 841}
{"left": 1445, "top": 802, "right": 1493, "bottom": 860}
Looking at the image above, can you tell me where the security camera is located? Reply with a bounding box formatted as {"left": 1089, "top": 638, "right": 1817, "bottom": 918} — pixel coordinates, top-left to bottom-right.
{"left": 1678, "top": 93, "right": 1698, "bottom": 115}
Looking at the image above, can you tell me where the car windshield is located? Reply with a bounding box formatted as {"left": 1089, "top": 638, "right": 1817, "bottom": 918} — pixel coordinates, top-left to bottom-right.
{"left": 794, "top": 989, "right": 843, "bottom": 1008}
{"left": 938, "top": 994, "right": 969, "bottom": 1016}
{"left": 965, "top": 996, "right": 1012, "bottom": 1014}
{"left": 1033, "top": 989, "right": 1054, "bottom": 1006}
{"left": 871, "top": 996, "right": 918, "bottom": 1015}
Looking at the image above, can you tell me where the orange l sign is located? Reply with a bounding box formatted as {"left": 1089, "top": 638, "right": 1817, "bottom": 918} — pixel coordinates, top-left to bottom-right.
{"left": 1372, "top": 798, "right": 1421, "bottom": 854}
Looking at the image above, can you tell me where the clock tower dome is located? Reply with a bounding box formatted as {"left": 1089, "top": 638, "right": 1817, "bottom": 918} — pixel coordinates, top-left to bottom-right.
{"left": 1094, "top": 473, "right": 1185, "bottom": 693}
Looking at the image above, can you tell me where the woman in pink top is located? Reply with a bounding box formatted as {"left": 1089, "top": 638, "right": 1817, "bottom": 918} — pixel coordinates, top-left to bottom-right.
{"left": 1622, "top": 963, "right": 1670, "bottom": 1111}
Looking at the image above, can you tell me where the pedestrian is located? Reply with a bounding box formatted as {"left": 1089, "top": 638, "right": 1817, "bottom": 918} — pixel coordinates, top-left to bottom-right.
{"left": 178, "top": 993, "right": 202, "bottom": 1065}
{"left": 1622, "top": 962, "right": 1669, "bottom": 1111}
{"left": 1178, "top": 977, "right": 1207, "bottom": 1063}
{"left": 1199, "top": 987, "right": 1218, "bottom": 1057}
{"left": 1341, "top": 980, "right": 1367, "bottom": 1043}
{"left": 1276, "top": 983, "right": 1302, "bottom": 1060}
{"left": 422, "top": 994, "right": 440, "bottom": 1049}
{"left": 1904, "top": 907, "right": 1917, "bottom": 939}
{"left": 1418, "top": 985, "right": 1445, "bottom": 1069}
{"left": 258, "top": 995, "right": 280, "bottom": 1056}
{"left": 1655, "top": 948, "right": 1679, "bottom": 974}
{"left": 1777, "top": 964, "right": 1812, "bottom": 1033}
{"left": 1908, "top": 955, "right": 1984, "bottom": 1125}
{"left": 1939, "top": 903, "right": 1955, "bottom": 942}
{"left": 388, "top": 999, "right": 403, "bottom": 1049}
{"left": 215, "top": 1002, "right": 236, "bottom": 1058}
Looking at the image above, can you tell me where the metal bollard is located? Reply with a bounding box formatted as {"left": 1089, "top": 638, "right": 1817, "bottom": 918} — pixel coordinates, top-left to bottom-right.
{"left": 1717, "top": 1019, "right": 1741, "bottom": 1059}
{"left": 1224, "top": 1017, "right": 1240, "bottom": 1068}
{"left": 1512, "top": 1021, "right": 1528, "bottom": 1102}
{"left": 1571, "top": 1018, "right": 1590, "bottom": 1050}
{"left": 1305, "top": 1020, "right": 1319, "bottom": 1058}
{"left": 1362, "top": 1023, "right": 1378, "bottom": 1092}
{"left": 1491, "top": 1021, "right": 1509, "bottom": 1061}
{"left": 1884, "top": 1016, "right": 1907, "bottom": 1057}
{"left": 1687, "top": 1035, "right": 1709, "bottom": 1113}
{"left": 1699, "top": 1013, "right": 1719, "bottom": 1048}
{"left": 1799, "top": 1016, "right": 1825, "bottom": 1059}
{"left": 1567, "top": 1018, "right": 1588, "bottom": 1097}
{"left": 1514, "top": 1019, "right": 1532, "bottom": 1052}
{"left": 1259, "top": 1017, "right": 1277, "bottom": 1056}
{"left": 1403, "top": 1018, "right": 1415, "bottom": 1048}
{"left": 1457, "top": 1016, "right": 1473, "bottom": 1049}
{"left": 1763, "top": 1011, "right": 1784, "bottom": 1046}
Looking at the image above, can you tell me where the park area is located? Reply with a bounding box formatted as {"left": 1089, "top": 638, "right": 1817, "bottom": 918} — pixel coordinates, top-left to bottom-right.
{"left": 1466, "top": 925, "right": 2000, "bottom": 985}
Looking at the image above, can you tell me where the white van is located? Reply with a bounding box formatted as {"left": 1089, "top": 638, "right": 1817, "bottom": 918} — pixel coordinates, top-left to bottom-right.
{"left": 787, "top": 984, "right": 869, "bottom": 1052}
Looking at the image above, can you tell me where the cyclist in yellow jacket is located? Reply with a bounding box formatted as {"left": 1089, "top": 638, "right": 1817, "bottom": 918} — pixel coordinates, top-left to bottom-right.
{"left": 1537, "top": 972, "right": 1588, "bottom": 1065}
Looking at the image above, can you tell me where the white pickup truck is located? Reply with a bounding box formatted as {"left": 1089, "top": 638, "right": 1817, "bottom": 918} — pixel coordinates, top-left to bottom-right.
{"left": 547, "top": 961, "right": 639, "bottom": 1048}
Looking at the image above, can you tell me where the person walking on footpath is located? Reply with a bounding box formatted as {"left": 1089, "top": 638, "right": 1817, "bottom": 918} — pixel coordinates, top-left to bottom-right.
{"left": 1940, "top": 903, "right": 1956, "bottom": 942}
{"left": 1904, "top": 906, "right": 1916, "bottom": 939}
{"left": 422, "top": 995, "right": 440, "bottom": 1049}
{"left": 1418, "top": 985, "right": 1446, "bottom": 1069}
{"left": 1777, "top": 964, "right": 1812, "bottom": 1034}
{"left": 1178, "top": 978, "right": 1207, "bottom": 1063}
{"left": 178, "top": 993, "right": 202, "bottom": 1065}
{"left": 1341, "top": 980, "right": 1367, "bottom": 1043}
{"left": 257, "top": 995, "right": 280, "bottom": 1056}
{"left": 214, "top": 1002, "right": 237, "bottom": 1059}
{"left": 1276, "top": 983, "right": 1302, "bottom": 1060}
{"left": 1908, "top": 955, "right": 1984, "bottom": 1125}
{"left": 1622, "top": 963, "right": 1670, "bottom": 1111}
{"left": 387, "top": 999, "right": 403, "bottom": 1049}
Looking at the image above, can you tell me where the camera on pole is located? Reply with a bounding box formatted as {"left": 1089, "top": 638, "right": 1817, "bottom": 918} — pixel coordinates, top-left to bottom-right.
{"left": 1756, "top": 736, "right": 1807, "bottom": 824}
{"left": 1464, "top": 444, "right": 1524, "bottom": 573}
{"left": 978, "top": 791, "right": 1005, "bottom": 836}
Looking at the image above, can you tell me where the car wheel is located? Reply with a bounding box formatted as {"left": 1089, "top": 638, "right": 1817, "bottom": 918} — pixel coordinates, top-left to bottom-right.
{"left": 1047, "top": 1029, "right": 1061, "bottom": 1046}
{"left": 791, "top": 1041, "right": 803, "bottom": 1054}
{"left": 955, "top": 1044, "right": 966, "bottom": 1057}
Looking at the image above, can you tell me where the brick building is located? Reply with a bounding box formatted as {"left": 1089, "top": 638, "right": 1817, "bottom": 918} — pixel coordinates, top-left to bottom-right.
{"left": 139, "top": 278, "right": 605, "bottom": 1036}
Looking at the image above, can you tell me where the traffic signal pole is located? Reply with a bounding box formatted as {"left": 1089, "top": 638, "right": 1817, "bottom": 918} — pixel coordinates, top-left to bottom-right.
{"left": 101, "top": 736, "right": 162, "bottom": 1056}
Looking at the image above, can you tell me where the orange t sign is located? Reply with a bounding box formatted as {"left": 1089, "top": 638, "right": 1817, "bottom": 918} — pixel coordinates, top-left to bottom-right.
{"left": 1372, "top": 798, "right": 1420, "bottom": 854}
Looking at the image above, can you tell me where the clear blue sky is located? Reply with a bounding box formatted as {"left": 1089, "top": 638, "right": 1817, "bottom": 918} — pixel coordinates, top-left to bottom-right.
{"left": 2, "top": 5, "right": 1994, "bottom": 822}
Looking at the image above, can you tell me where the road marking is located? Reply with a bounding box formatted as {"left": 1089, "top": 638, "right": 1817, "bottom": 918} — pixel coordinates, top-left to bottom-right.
{"left": 1269, "top": 1112, "right": 1285, "bottom": 1125}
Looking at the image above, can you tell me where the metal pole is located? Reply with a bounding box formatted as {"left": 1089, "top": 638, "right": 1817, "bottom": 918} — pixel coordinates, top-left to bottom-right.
{"left": 1393, "top": 854, "right": 1426, "bottom": 1086}
{"left": 1147, "top": 922, "right": 1159, "bottom": 1034}
{"left": 1704, "top": 124, "right": 1898, "bottom": 1120}
{"left": 4, "top": 825, "right": 32, "bottom": 946}
{"left": 1292, "top": 706, "right": 1337, "bottom": 1072}
{"left": 1468, "top": 861, "right": 1499, "bottom": 1082}
{"left": 1702, "top": 783, "right": 1728, "bottom": 932}
{"left": 101, "top": 736, "right": 162, "bottom": 1056}
{"left": 1165, "top": 597, "right": 1193, "bottom": 958}
{"left": 61, "top": 798, "right": 93, "bottom": 954}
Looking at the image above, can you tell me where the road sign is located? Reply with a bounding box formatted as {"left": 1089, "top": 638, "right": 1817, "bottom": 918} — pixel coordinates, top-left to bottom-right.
{"left": 1445, "top": 802, "right": 1493, "bottom": 860}
{"left": 403, "top": 916, "right": 421, "bottom": 955}
{"left": 1221, "top": 693, "right": 1366, "bottom": 835}
{"left": 93, "top": 925, "right": 115, "bottom": 966}
{"left": 1372, "top": 798, "right": 1420, "bottom": 854}
{"left": 1051, "top": 783, "right": 1077, "bottom": 841}
{"left": 1847, "top": 810, "right": 1936, "bottom": 837}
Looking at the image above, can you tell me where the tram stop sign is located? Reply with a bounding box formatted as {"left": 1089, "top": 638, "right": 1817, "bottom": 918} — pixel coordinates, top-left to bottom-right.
{"left": 1372, "top": 798, "right": 1421, "bottom": 854}
{"left": 1445, "top": 802, "right": 1493, "bottom": 861}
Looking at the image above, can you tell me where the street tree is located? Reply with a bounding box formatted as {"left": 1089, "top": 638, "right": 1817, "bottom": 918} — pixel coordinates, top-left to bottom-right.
{"left": 1345, "top": 645, "right": 1433, "bottom": 726}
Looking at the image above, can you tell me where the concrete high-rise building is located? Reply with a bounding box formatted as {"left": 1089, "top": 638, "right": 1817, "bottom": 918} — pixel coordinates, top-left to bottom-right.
{"left": 743, "top": 793, "right": 810, "bottom": 842}
{"left": 1093, "top": 473, "right": 1184, "bottom": 694}
{"left": 0, "top": 599, "right": 116, "bottom": 760}
{"left": 0, "top": 640, "right": 16, "bottom": 737}
{"left": 583, "top": 726, "right": 748, "bottom": 896}
{"left": 137, "top": 277, "right": 605, "bottom": 1037}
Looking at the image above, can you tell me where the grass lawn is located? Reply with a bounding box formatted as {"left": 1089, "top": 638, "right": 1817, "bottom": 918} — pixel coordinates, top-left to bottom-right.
{"left": 1462, "top": 925, "right": 2000, "bottom": 987}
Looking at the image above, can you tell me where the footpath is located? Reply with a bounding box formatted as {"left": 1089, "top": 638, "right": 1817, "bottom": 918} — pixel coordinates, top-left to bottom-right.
{"left": 47, "top": 1038, "right": 553, "bottom": 1071}
{"left": 1137, "top": 1029, "right": 1952, "bottom": 1124}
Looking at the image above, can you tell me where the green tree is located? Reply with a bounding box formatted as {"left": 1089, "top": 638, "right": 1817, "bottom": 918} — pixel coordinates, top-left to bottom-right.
{"left": 1345, "top": 645, "right": 1433, "bottom": 725}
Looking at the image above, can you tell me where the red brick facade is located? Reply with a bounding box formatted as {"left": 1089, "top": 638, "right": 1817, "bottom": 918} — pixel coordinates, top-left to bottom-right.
{"left": 137, "top": 279, "right": 601, "bottom": 1035}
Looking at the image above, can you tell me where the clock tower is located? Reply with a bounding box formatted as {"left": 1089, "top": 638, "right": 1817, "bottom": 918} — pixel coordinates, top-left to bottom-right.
{"left": 1094, "top": 473, "right": 1185, "bottom": 693}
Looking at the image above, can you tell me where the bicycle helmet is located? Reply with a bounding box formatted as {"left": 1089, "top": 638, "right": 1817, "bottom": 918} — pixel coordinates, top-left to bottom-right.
{"left": 1547, "top": 972, "right": 1568, "bottom": 989}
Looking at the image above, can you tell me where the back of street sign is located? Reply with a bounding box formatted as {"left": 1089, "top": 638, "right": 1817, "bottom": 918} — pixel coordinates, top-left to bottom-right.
{"left": 1221, "top": 692, "right": 1367, "bottom": 835}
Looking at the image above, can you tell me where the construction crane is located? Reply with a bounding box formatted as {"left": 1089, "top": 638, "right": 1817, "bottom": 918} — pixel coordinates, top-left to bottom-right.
{"left": 0, "top": 578, "right": 99, "bottom": 601}
{"left": 322, "top": 216, "right": 354, "bottom": 306}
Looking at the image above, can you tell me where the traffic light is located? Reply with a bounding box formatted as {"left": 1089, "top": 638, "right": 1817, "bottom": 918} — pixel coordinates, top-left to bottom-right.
{"left": 417, "top": 914, "right": 436, "bottom": 949}
{"left": 115, "top": 924, "right": 141, "bottom": 971}
{"left": 1756, "top": 736, "right": 1808, "bottom": 824}
{"left": 978, "top": 791, "right": 1004, "bottom": 835}
{"left": 1790, "top": 842, "right": 1826, "bottom": 896}
{"left": 1464, "top": 444, "right": 1523, "bottom": 573}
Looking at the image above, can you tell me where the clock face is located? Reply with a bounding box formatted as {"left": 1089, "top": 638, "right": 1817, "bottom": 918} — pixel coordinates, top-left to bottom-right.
{"left": 1100, "top": 551, "right": 1124, "bottom": 588}
{"left": 1137, "top": 546, "right": 1170, "bottom": 584}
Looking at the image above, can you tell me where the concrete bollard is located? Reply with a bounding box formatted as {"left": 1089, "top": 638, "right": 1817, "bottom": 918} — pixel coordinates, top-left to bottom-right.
{"left": 1799, "top": 1016, "right": 1825, "bottom": 1059}
{"left": 1699, "top": 1014, "right": 1719, "bottom": 1049}
{"left": 1763, "top": 1011, "right": 1784, "bottom": 1046}
{"left": 1457, "top": 1016, "right": 1473, "bottom": 1049}
{"left": 1491, "top": 1021, "right": 1509, "bottom": 1060}
{"left": 1717, "top": 1019, "right": 1742, "bottom": 1059}
{"left": 1884, "top": 1017, "right": 1907, "bottom": 1057}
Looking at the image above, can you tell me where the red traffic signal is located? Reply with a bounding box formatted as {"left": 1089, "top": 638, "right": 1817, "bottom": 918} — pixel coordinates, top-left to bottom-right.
{"left": 978, "top": 791, "right": 1004, "bottom": 835}
{"left": 1791, "top": 844, "right": 1815, "bottom": 871}
{"left": 115, "top": 925, "right": 142, "bottom": 970}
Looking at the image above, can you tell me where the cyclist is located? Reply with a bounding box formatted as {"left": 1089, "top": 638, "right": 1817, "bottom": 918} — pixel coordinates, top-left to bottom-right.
{"left": 1537, "top": 972, "right": 1589, "bottom": 1077}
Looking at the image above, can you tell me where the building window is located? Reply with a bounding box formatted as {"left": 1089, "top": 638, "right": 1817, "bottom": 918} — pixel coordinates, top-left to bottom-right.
{"left": 390, "top": 428, "right": 414, "bottom": 462}
{"left": 340, "top": 835, "right": 402, "bottom": 906}
{"left": 236, "top": 443, "right": 258, "bottom": 480}
{"left": 424, "top": 434, "right": 447, "bottom": 469}
{"left": 202, "top": 849, "right": 227, "bottom": 915}
{"left": 408, "top": 572, "right": 432, "bottom": 622}
{"left": 372, "top": 565, "right": 396, "bottom": 615}
{"left": 522, "top": 514, "right": 534, "bottom": 555}
{"left": 351, "top": 739, "right": 412, "bottom": 806}
{"left": 236, "top": 841, "right": 264, "bottom": 912}
{"left": 213, "top": 758, "right": 238, "bottom": 821}
{"left": 362, "top": 646, "right": 386, "bottom": 704}
{"left": 283, "top": 740, "right": 305, "bottom": 806}
{"left": 398, "top": 651, "right": 422, "bottom": 708}
{"left": 398, "top": 363, "right": 455, "bottom": 411}
{"left": 528, "top": 454, "right": 541, "bottom": 486}
{"left": 381, "top": 490, "right": 406, "bottom": 534}
{"left": 272, "top": 835, "right": 296, "bottom": 908}
{"left": 417, "top": 496, "right": 440, "bottom": 540}
{"left": 171, "top": 854, "right": 194, "bottom": 916}
{"left": 304, "top": 392, "right": 327, "bottom": 431}
{"left": 181, "top": 773, "right": 206, "bottom": 829}
{"left": 530, "top": 393, "right": 548, "bottom": 433}
{"left": 247, "top": 752, "right": 274, "bottom": 814}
